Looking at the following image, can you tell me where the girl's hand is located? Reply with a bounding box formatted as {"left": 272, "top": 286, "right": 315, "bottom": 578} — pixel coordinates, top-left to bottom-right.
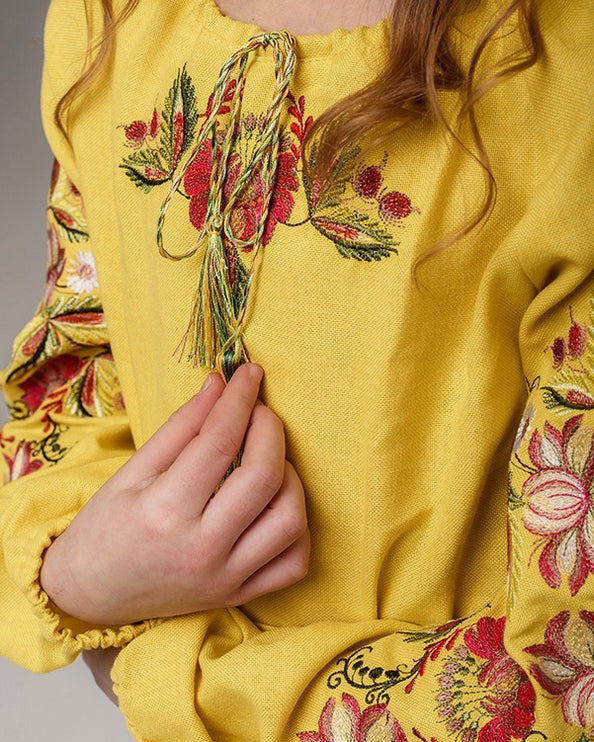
{"left": 40, "top": 364, "right": 310, "bottom": 625}
{"left": 82, "top": 648, "right": 120, "bottom": 706}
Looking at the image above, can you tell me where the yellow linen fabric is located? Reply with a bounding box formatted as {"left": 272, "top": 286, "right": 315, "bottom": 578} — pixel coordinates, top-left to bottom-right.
{"left": 1, "top": 0, "right": 593, "bottom": 740}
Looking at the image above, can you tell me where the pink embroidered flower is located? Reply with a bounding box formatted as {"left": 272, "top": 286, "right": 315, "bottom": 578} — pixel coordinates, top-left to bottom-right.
{"left": 463, "top": 617, "right": 536, "bottom": 741}
{"left": 378, "top": 191, "right": 414, "bottom": 225}
{"left": 297, "top": 693, "right": 407, "bottom": 742}
{"left": 19, "top": 355, "right": 85, "bottom": 413}
{"left": 547, "top": 307, "right": 587, "bottom": 369}
{"left": 184, "top": 139, "right": 298, "bottom": 248}
{"left": 66, "top": 251, "right": 99, "bottom": 295}
{"left": 353, "top": 163, "right": 384, "bottom": 200}
{"left": 438, "top": 617, "right": 535, "bottom": 742}
{"left": 3, "top": 441, "right": 43, "bottom": 483}
{"left": 521, "top": 416, "right": 594, "bottom": 595}
{"left": 525, "top": 610, "right": 594, "bottom": 733}
{"left": 120, "top": 109, "right": 159, "bottom": 149}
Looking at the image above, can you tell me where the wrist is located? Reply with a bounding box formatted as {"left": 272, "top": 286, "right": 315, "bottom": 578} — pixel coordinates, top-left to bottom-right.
{"left": 39, "top": 533, "right": 93, "bottom": 622}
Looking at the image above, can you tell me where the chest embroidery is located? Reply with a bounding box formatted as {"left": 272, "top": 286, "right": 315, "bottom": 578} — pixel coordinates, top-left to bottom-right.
{"left": 118, "top": 34, "right": 418, "bottom": 378}
{"left": 119, "top": 69, "right": 417, "bottom": 262}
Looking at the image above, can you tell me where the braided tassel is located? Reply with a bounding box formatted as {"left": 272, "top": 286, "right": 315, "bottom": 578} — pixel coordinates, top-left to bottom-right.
{"left": 158, "top": 32, "right": 296, "bottom": 381}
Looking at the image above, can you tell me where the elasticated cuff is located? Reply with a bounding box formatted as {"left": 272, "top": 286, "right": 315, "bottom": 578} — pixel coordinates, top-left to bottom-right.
{"left": 25, "top": 514, "right": 162, "bottom": 654}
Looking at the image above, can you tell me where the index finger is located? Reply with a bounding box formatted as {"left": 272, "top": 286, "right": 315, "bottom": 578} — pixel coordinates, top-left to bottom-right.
{"left": 157, "top": 363, "right": 264, "bottom": 517}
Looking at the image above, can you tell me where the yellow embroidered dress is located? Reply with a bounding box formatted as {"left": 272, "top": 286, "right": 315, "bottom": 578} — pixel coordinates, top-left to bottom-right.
{"left": 1, "top": 0, "right": 593, "bottom": 740}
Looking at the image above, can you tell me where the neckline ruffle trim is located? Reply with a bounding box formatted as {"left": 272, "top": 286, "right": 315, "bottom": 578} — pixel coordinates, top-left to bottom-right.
{"left": 197, "top": 0, "right": 390, "bottom": 60}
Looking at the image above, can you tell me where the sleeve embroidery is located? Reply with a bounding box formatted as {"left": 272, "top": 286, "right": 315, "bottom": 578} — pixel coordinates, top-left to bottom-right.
{"left": 0, "top": 161, "right": 125, "bottom": 482}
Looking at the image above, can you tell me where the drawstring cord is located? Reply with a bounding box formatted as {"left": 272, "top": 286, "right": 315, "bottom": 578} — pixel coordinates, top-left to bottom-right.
{"left": 157, "top": 31, "right": 296, "bottom": 381}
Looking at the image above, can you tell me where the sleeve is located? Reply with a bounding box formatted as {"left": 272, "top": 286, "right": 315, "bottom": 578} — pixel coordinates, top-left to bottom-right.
{"left": 0, "top": 157, "right": 159, "bottom": 673}
{"left": 0, "top": 0, "right": 160, "bottom": 673}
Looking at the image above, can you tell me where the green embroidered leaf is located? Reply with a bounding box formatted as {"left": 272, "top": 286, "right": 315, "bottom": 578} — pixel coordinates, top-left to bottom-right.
{"left": 508, "top": 473, "right": 524, "bottom": 510}
{"left": 64, "top": 352, "right": 123, "bottom": 418}
{"left": 311, "top": 211, "right": 398, "bottom": 261}
{"left": 304, "top": 139, "right": 362, "bottom": 214}
{"left": 5, "top": 296, "right": 108, "bottom": 385}
{"left": 398, "top": 615, "right": 469, "bottom": 644}
{"left": 49, "top": 206, "right": 89, "bottom": 243}
{"left": 120, "top": 147, "right": 171, "bottom": 192}
{"left": 120, "top": 165, "right": 171, "bottom": 193}
{"left": 542, "top": 385, "right": 594, "bottom": 411}
{"left": 160, "top": 65, "right": 199, "bottom": 172}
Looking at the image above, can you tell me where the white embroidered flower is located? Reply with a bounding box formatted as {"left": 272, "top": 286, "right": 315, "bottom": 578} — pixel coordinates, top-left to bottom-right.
{"left": 512, "top": 403, "right": 536, "bottom": 454}
{"left": 66, "top": 250, "right": 98, "bottom": 294}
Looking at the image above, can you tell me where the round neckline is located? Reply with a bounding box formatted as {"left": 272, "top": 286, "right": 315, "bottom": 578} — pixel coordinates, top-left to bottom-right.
{"left": 197, "top": 0, "right": 390, "bottom": 60}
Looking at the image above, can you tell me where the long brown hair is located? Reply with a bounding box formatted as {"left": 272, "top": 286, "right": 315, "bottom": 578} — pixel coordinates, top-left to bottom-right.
{"left": 55, "top": 0, "right": 543, "bottom": 261}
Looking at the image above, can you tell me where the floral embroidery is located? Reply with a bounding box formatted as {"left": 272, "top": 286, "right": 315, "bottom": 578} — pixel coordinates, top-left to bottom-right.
{"left": 297, "top": 693, "right": 408, "bottom": 742}
{"left": 2, "top": 441, "right": 44, "bottom": 483}
{"left": 327, "top": 616, "right": 470, "bottom": 705}
{"left": 119, "top": 63, "right": 418, "bottom": 375}
{"left": 514, "top": 415, "right": 594, "bottom": 596}
{"left": 302, "top": 137, "right": 407, "bottom": 261}
{"left": 65, "top": 250, "right": 99, "bottom": 295}
{"left": 43, "top": 224, "right": 66, "bottom": 308}
{"left": 303, "top": 616, "right": 539, "bottom": 742}
{"left": 120, "top": 65, "right": 199, "bottom": 188}
{"left": 47, "top": 159, "right": 89, "bottom": 245}
{"left": 0, "top": 162, "right": 125, "bottom": 479}
{"left": 119, "top": 68, "right": 418, "bottom": 267}
{"left": 525, "top": 611, "right": 594, "bottom": 736}
{"left": 542, "top": 299, "right": 594, "bottom": 413}
{"left": 433, "top": 617, "right": 536, "bottom": 742}
{"left": 5, "top": 296, "right": 108, "bottom": 388}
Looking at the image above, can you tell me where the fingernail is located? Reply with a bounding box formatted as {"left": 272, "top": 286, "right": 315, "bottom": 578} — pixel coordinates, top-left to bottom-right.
{"left": 198, "top": 374, "right": 215, "bottom": 394}
{"left": 247, "top": 364, "right": 264, "bottom": 381}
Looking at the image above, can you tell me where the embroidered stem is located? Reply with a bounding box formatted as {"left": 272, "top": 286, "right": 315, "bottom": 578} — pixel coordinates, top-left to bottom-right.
{"left": 159, "top": 32, "right": 296, "bottom": 380}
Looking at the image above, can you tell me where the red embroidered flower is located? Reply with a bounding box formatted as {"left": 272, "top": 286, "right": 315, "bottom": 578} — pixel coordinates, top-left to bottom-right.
{"left": 19, "top": 355, "right": 85, "bottom": 414}
{"left": 378, "top": 191, "right": 414, "bottom": 224}
{"left": 547, "top": 307, "right": 587, "bottom": 369}
{"left": 120, "top": 109, "right": 159, "bottom": 149}
{"left": 436, "top": 617, "right": 535, "bottom": 742}
{"left": 521, "top": 416, "right": 594, "bottom": 596}
{"left": 463, "top": 617, "right": 535, "bottom": 741}
{"left": 184, "top": 139, "right": 298, "bottom": 248}
{"left": 185, "top": 139, "right": 217, "bottom": 232}
{"left": 526, "top": 610, "right": 594, "bottom": 733}
{"left": 297, "top": 693, "right": 407, "bottom": 742}
{"left": 353, "top": 164, "right": 384, "bottom": 200}
{"left": 2, "top": 441, "right": 43, "bottom": 483}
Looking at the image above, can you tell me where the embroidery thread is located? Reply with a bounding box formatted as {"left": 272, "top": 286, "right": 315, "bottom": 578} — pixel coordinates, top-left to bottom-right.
{"left": 525, "top": 611, "right": 594, "bottom": 738}
{"left": 119, "top": 47, "right": 418, "bottom": 376}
